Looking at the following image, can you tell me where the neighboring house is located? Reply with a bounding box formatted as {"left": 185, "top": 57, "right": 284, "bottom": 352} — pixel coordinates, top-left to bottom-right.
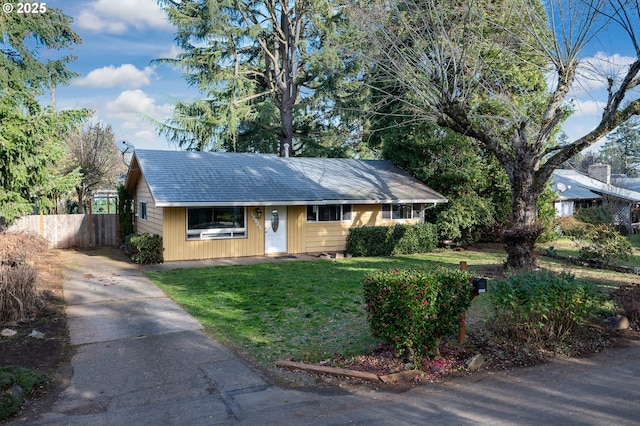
{"left": 612, "top": 175, "right": 640, "bottom": 193}
{"left": 552, "top": 165, "right": 640, "bottom": 233}
{"left": 124, "top": 150, "right": 447, "bottom": 261}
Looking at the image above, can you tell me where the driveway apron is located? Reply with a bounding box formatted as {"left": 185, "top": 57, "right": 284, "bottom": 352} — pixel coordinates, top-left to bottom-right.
{"left": 19, "top": 248, "right": 640, "bottom": 425}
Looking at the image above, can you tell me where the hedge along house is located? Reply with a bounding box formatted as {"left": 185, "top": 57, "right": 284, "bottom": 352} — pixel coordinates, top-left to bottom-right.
{"left": 124, "top": 150, "right": 447, "bottom": 262}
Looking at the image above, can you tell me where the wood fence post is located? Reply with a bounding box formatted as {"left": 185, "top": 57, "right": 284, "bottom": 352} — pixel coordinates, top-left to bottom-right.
{"left": 459, "top": 261, "right": 468, "bottom": 344}
{"left": 88, "top": 198, "right": 93, "bottom": 247}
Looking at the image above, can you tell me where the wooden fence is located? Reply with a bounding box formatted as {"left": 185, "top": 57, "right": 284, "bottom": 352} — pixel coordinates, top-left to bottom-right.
{"left": 7, "top": 213, "right": 118, "bottom": 249}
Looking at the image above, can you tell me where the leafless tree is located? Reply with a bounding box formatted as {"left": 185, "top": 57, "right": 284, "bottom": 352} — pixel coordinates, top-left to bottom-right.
{"left": 64, "top": 123, "right": 126, "bottom": 213}
{"left": 351, "top": 0, "right": 640, "bottom": 269}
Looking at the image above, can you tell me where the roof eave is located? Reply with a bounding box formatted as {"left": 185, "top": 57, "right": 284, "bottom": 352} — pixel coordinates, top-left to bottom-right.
{"left": 155, "top": 198, "right": 448, "bottom": 208}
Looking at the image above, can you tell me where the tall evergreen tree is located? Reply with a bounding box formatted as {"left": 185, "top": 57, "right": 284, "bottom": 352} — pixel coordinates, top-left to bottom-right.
{"left": 0, "top": 7, "right": 90, "bottom": 224}
{"left": 156, "top": 0, "right": 366, "bottom": 156}
{"left": 599, "top": 118, "right": 640, "bottom": 177}
{"left": 373, "top": 121, "right": 512, "bottom": 244}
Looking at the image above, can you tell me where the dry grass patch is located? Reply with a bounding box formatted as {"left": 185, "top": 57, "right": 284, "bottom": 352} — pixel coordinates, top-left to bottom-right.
{"left": 0, "top": 232, "right": 49, "bottom": 324}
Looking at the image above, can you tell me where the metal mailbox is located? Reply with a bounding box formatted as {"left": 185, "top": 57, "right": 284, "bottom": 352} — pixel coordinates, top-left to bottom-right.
{"left": 472, "top": 277, "right": 487, "bottom": 294}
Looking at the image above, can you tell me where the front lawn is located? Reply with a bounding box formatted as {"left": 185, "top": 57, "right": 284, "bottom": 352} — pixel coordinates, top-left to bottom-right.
{"left": 146, "top": 246, "right": 638, "bottom": 375}
{"left": 540, "top": 236, "right": 640, "bottom": 269}
{"left": 146, "top": 249, "right": 505, "bottom": 368}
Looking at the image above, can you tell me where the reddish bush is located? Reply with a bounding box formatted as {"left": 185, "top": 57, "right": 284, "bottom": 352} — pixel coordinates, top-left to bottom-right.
{"left": 362, "top": 267, "right": 474, "bottom": 362}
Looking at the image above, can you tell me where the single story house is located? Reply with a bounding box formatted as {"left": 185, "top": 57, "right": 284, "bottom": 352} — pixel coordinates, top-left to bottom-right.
{"left": 552, "top": 167, "right": 640, "bottom": 233}
{"left": 612, "top": 175, "right": 640, "bottom": 193}
{"left": 124, "top": 150, "right": 447, "bottom": 261}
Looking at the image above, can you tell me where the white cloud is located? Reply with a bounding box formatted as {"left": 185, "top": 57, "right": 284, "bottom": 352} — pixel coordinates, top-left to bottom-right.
{"left": 158, "top": 45, "right": 183, "bottom": 60}
{"left": 77, "top": 0, "right": 172, "bottom": 34}
{"left": 105, "top": 90, "right": 173, "bottom": 120}
{"left": 118, "top": 122, "right": 175, "bottom": 150}
{"left": 571, "top": 52, "right": 636, "bottom": 95}
{"left": 570, "top": 98, "right": 606, "bottom": 117}
{"left": 74, "top": 64, "right": 156, "bottom": 89}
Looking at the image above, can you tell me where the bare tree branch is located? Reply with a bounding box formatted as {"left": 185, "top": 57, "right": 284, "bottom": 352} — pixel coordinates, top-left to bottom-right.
{"left": 349, "top": 0, "right": 640, "bottom": 269}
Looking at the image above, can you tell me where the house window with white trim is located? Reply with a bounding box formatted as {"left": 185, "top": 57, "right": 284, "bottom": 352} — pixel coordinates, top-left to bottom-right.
{"left": 306, "top": 204, "right": 352, "bottom": 222}
{"left": 381, "top": 203, "right": 422, "bottom": 220}
{"left": 139, "top": 201, "right": 147, "bottom": 221}
{"left": 187, "top": 207, "right": 246, "bottom": 240}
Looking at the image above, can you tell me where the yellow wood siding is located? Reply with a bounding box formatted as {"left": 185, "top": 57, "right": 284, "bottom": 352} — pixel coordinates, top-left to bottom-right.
{"left": 303, "top": 204, "right": 420, "bottom": 253}
{"left": 287, "top": 206, "right": 306, "bottom": 254}
{"left": 162, "top": 207, "right": 265, "bottom": 261}
{"left": 134, "top": 176, "right": 163, "bottom": 235}
{"left": 160, "top": 204, "right": 422, "bottom": 260}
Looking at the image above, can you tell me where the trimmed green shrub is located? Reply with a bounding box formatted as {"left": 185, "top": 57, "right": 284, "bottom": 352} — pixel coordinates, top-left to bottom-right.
{"left": 0, "top": 366, "right": 44, "bottom": 421}
{"left": 554, "top": 216, "right": 590, "bottom": 238}
{"left": 117, "top": 184, "right": 134, "bottom": 243}
{"left": 489, "top": 271, "right": 599, "bottom": 346}
{"left": 123, "top": 233, "right": 164, "bottom": 264}
{"left": 574, "top": 205, "right": 613, "bottom": 225}
{"left": 346, "top": 223, "right": 438, "bottom": 257}
{"left": 363, "top": 267, "right": 474, "bottom": 362}
{"left": 0, "top": 394, "right": 20, "bottom": 421}
{"left": 577, "top": 225, "right": 633, "bottom": 265}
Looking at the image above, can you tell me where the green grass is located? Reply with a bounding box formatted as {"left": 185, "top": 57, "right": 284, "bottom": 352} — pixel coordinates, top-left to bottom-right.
{"left": 540, "top": 237, "right": 640, "bottom": 268}
{"left": 629, "top": 234, "right": 640, "bottom": 248}
{"left": 146, "top": 249, "right": 505, "bottom": 367}
{"left": 147, "top": 245, "right": 638, "bottom": 370}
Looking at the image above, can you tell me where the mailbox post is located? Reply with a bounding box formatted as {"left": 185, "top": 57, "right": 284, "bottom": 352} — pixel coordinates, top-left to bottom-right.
{"left": 458, "top": 262, "right": 488, "bottom": 344}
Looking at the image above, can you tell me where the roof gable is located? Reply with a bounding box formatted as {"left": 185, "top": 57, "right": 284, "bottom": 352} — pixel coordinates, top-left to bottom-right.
{"left": 126, "top": 150, "right": 447, "bottom": 207}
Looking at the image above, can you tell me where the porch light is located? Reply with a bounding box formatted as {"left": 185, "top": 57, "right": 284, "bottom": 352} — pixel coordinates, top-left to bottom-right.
{"left": 254, "top": 207, "right": 262, "bottom": 219}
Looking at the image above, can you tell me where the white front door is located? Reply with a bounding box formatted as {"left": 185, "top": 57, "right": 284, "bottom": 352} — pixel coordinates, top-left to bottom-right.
{"left": 264, "top": 206, "right": 287, "bottom": 254}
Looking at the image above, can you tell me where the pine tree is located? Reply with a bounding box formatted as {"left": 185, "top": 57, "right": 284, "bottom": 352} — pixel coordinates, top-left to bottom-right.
{"left": 0, "top": 7, "right": 90, "bottom": 224}
{"left": 155, "top": 0, "right": 366, "bottom": 156}
{"left": 599, "top": 118, "right": 640, "bottom": 177}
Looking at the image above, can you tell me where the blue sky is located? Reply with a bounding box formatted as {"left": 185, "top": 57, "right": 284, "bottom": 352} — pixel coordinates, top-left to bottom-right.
{"left": 44, "top": 0, "right": 190, "bottom": 150}
{"left": 40, "top": 0, "right": 639, "bottom": 153}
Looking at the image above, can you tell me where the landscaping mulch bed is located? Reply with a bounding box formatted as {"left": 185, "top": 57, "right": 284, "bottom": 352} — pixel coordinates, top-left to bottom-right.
{"left": 0, "top": 249, "right": 74, "bottom": 420}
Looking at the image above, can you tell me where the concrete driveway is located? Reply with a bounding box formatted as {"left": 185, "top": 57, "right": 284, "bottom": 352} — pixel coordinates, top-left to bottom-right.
{"left": 17, "top": 248, "right": 640, "bottom": 425}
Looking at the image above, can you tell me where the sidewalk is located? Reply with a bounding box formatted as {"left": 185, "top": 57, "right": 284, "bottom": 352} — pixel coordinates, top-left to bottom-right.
{"left": 17, "top": 248, "right": 640, "bottom": 425}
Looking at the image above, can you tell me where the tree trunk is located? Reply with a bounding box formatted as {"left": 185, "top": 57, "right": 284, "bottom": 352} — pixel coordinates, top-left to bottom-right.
{"left": 279, "top": 103, "right": 294, "bottom": 157}
{"left": 76, "top": 188, "right": 85, "bottom": 214}
{"left": 503, "top": 170, "right": 543, "bottom": 270}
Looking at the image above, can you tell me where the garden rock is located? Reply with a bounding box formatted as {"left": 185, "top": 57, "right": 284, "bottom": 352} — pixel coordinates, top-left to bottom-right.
{"left": 610, "top": 315, "right": 630, "bottom": 331}
{"left": 1, "top": 328, "right": 17, "bottom": 337}
{"left": 466, "top": 354, "right": 486, "bottom": 371}
{"left": 7, "top": 385, "right": 23, "bottom": 399}
{"left": 29, "top": 329, "right": 44, "bottom": 339}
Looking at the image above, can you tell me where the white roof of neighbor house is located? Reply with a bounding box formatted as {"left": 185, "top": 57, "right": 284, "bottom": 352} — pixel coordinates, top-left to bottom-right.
{"left": 612, "top": 176, "right": 640, "bottom": 193}
{"left": 552, "top": 169, "right": 640, "bottom": 203}
{"left": 125, "top": 150, "right": 448, "bottom": 207}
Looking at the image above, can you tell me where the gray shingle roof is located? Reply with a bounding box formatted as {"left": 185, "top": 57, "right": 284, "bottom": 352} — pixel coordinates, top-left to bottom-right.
{"left": 552, "top": 169, "right": 640, "bottom": 202}
{"left": 612, "top": 177, "right": 640, "bottom": 193}
{"left": 127, "top": 150, "right": 447, "bottom": 207}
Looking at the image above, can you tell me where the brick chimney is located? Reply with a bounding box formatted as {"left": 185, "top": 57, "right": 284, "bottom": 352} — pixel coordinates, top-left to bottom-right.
{"left": 587, "top": 163, "right": 611, "bottom": 184}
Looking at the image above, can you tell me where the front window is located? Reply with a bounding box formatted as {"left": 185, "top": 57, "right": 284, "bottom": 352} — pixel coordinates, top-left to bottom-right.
{"left": 139, "top": 201, "right": 147, "bottom": 221}
{"left": 187, "top": 207, "right": 246, "bottom": 240}
{"left": 382, "top": 204, "right": 422, "bottom": 220}
{"left": 307, "top": 204, "right": 352, "bottom": 222}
